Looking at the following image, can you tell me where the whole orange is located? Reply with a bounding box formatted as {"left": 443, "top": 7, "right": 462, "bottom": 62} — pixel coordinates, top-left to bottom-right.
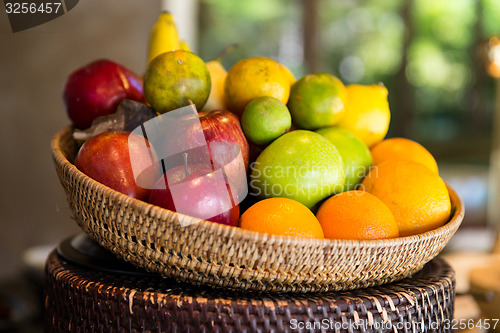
{"left": 370, "top": 137, "right": 438, "bottom": 174}
{"left": 360, "top": 160, "right": 451, "bottom": 237}
{"left": 316, "top": 191, "right": 399, "bottom": 240}
{"left": 224, "top": 57, "right": 291, "bottom": 116}
{"left": 239, "top": 198, "right": 324, "bottom": 239}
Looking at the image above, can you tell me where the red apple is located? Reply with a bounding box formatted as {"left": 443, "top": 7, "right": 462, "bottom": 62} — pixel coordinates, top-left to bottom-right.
{"left": 159, "top": 162, "right": 212, "bottom": 184}
{"left": 198, "top": 110, "right": 249, "bottom": 170}
{"left": 63, "top": 59, "right": 145, "bottom": 129}
{"left": 149, "top": 168, "right": 240, "bottom": 226}
{"left": 74, "top": 131, "right": 159, "bottom": 201}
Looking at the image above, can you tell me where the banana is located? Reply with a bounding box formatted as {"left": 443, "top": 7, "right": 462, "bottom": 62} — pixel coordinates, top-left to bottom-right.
{"left": 147, "top": 11, "right": 181, "bottom": 63}
{"left": 179, "top": 40, "right": 191, "bottom": 52}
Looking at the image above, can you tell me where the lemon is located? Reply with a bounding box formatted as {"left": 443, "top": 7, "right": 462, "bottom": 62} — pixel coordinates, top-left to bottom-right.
{"left": 287, "top": 73, "right": 347, "bottom": 130}
{"left": 224, "top": 57, "right": 290, "bottom": 116}
{"left": 337, "top": 84, "right": 391, "bottom": 148}
{"left": 144, "top": 50, "right": 211, "bottom": 113}
{"left": 201, "top": 60, "right": 227, "bottom": 112}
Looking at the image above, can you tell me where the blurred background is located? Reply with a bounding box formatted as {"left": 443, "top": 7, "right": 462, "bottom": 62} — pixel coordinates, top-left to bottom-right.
{"left": 1, "top": 0, "right": 500, "bottom": 329}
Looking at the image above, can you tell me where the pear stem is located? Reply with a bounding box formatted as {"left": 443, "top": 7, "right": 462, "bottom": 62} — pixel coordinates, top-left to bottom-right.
{"left": 215, "top": 43, "right": 239, "bottom": 62}
{"left": 183, "top": 153, "right": 189, "bottom": 178}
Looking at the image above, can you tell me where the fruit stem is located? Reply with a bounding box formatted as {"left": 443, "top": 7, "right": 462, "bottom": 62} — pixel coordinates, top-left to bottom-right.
{"left": 215, "top": 43, "right": 239, "bottom": 62}
{"left": 183, "top": 153, "right": 189, "bottom": 178}
{"left": 187, "top": 100, "right": 197, "bottom": 113}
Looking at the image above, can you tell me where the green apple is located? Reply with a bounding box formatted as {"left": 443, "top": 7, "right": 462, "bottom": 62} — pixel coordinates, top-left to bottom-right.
{"left": 287, "top": 73, "right": 347, "bottom": 130}
{"left": 316, "top": 127, "right": 373, "bottom": 191}
{"left": 250, "top": 130, "right": 345, "bottom": 209}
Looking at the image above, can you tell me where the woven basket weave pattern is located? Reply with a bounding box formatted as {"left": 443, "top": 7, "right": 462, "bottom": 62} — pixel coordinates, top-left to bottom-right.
{"left": 45, "top": 252, "right": 455, "bottom": 332}
{"left": 51, "top": 126, "right": 464, "bottom": 293}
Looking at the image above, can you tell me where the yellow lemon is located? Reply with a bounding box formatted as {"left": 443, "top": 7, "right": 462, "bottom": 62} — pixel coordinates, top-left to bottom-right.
{"left": 338, "top": 84, "right": 390, "bottom": 148}
{"left": 201, "top": 60, "right": 227, "bottom": 112}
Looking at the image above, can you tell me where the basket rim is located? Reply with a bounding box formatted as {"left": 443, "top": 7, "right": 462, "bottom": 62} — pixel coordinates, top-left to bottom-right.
{"left": 52, "top": 125, "right": 464, "bottom": 249}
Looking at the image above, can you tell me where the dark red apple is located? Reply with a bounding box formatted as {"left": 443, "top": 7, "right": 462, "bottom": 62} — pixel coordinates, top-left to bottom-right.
{"left": 64, "top": 59, "right": 145, "bottom": 129}
{"left": 198, "top": 110, "right": 249, "bottom": 170}
{"left": 149, "top": 168, "right": 240, "bottom": 226}
{"left": 74, "top": 131, "right": 159, "bottom": 201}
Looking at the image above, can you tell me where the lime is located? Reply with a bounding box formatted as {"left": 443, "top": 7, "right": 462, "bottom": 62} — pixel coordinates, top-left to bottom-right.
{"left": 287, "top": 73, "right": 347, "bottom": 130}
{"left": 144, "top": 50, "right": 211, "bottom": 113}
{"left": 316, "top": 127, "right": 373, "bottom": 191}
{"left": 241, "top": 96, "right": 291, "bottom": 145}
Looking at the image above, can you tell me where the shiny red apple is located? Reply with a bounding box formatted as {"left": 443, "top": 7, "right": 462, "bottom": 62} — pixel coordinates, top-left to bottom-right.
{"left": 159, "top": 162, "right": 212, "bottom": 184}
{"left": 74, "top": 130, "right": 159, "bottom": 201}
{"left": 198, "top": 110, "right": 249, "bottom": 170}
{"left": 63, "top": 59, "right": 145, "bottom": 129}
{"left": 149, "top": 167, "right": 240, "bottom": 226}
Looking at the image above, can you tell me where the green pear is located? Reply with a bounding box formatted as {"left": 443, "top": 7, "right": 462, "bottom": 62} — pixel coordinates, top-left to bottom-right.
{"left": 250, "top": 130, "right": 345, "bottom": 209}
{"left": 316, "top": 127, "right": 373, "bottom": 191}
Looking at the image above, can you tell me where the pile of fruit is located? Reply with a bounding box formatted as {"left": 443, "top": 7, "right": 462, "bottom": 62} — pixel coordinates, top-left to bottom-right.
{"left": 63, "top": 12, "right": 451, "bottom": 241}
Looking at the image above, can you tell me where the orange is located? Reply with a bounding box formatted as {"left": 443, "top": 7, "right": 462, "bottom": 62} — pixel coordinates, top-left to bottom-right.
{"left": 360, "top": 160, "right": 451, "bottom": 237}
{"left": 316, "top": 191, "right": 399, "bottom": 240}
{"left": 337, "top": 83, "right": 391, "bottom": 147}
{"left": 370, "top": 137, "right": 438, "bottom": 174}
{"left": 144, "top": 50, "right": 210, "bottom": 113}
{"left": 278, "top": 62, "right": 296, "bottom": 85}
{"left": 239, "top": 198, "right": 324, "bottom": 239}
{"left": 287, "top": 73, "right": 347, "bottom": 130}
{"left": 224, "top": 57, "right": 291, "bottom": 116}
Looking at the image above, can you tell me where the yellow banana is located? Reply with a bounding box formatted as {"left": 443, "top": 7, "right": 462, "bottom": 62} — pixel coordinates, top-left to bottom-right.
{"left": 147, "top": 11, "right": 181, "bottom": 63}
{"left": 179, "top": 40, "right": 191, "bottom": 52}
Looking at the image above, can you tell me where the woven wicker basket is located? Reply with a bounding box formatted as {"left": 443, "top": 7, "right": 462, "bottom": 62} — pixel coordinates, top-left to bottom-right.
{"left": 45, "top": 251, "right": 456, "bottom": 332}
{"left": 51, "top": 126, "right": 464, "bottom": 293}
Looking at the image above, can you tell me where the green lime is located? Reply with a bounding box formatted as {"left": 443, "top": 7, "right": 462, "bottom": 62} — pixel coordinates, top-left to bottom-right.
{"left": 144, "top": 50, "right": 211, "bottom": 113}
{"left": 316, "top": 127, "right": 373, "bottom": 191}
{"left": 288, "top": 73, "right": 347, "bottom": 130}
{"left": 241, "top": 96, "right": 291, "bottom": 145}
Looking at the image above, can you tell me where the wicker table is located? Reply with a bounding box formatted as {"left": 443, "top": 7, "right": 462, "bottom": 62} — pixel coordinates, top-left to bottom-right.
{"left": 44, "top": 234, "right": 455, "bottom": 332}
